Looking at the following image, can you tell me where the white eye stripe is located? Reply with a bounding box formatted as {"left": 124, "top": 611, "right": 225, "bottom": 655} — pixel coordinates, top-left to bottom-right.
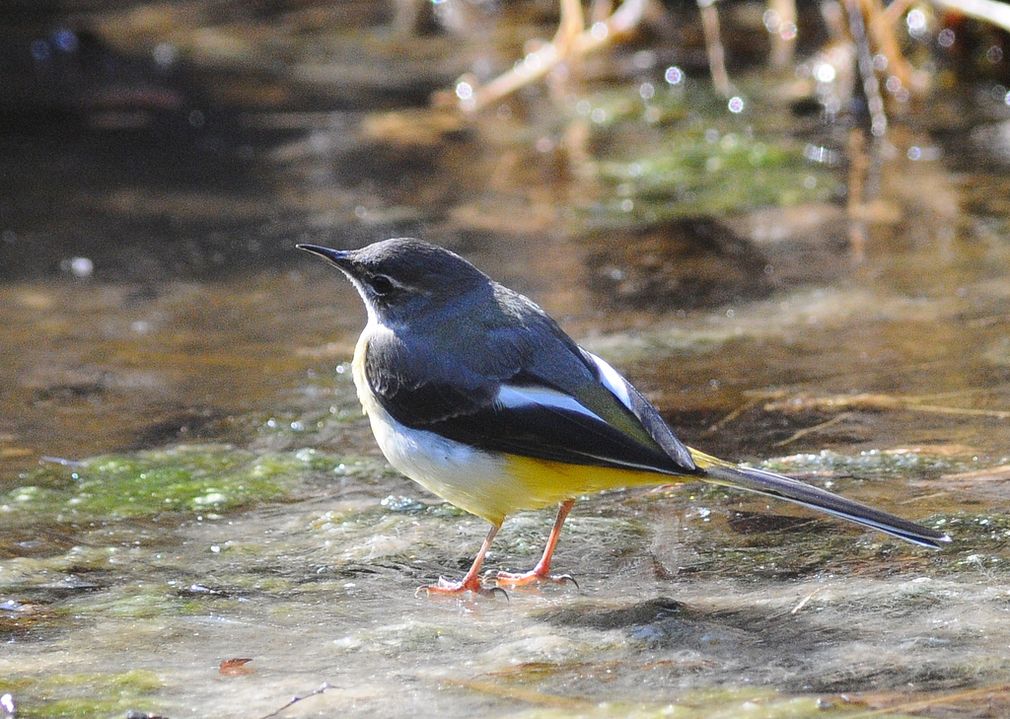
{"left": 367, "top": 273, "right": 400, "bottom": 293}
{"left": 584, "top": 351, "right": 633, "bottom": 410}
{"left": 375, "top": 273, "right": 406, "bottom": 287}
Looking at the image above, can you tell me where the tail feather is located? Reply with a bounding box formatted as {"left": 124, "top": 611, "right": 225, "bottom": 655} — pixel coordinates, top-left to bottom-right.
{"left": 690, "top": 449, "right": 951, "bottom": 549}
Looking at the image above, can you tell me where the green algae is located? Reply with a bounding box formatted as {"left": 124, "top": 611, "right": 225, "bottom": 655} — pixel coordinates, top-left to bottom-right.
{"left": 936, "top": 512, "right": 1010, "bottom": 547}
{"left": 757, "top": 449, "right": 969, "bottom": 479}
{"left": 590, "top": 130, "right": 839, "bottom": 226}
{"left": 501, "top": 686, "right": 920, "bottom": 719}
{"left": 71, "top": 585, "right": 188, "bottom": 620}
{"left": 0, "top": 444, "right": 352, "bottom": 526}
{"left": 569, "top": 84, "right": 691, "bottom": 128}
{"left": 11, "top": 670, "right": 162, "bottom": 719}
{"left": 547, "top": 79, "right": 846, "bottom": 227}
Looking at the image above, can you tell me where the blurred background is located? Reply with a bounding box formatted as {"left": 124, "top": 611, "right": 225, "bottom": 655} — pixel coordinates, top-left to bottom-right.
{"left": 3, "top": 1, "right": 1010, "bottom": 717}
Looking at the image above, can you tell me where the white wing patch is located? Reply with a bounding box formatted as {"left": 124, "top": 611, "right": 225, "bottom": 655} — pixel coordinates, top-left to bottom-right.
{"left": 495, "top": 382, "right": 678, "bottom": 475}
{"left": 584, "top": 351, "right": 633, "bottom": 410}
{"left": 495, "top": 384, "right": 606, "bottom": 422}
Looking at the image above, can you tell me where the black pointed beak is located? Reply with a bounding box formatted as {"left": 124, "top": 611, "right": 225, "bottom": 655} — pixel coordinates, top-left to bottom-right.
{"left": 296, "top": 244, "right": 354, "bottom": 270}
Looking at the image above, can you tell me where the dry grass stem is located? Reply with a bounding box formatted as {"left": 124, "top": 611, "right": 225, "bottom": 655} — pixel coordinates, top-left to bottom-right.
{"left": 459, "top": 0, "right": 647, "bottom": 113}
{"left": 704, "top": 395, "right": 764, "bottom": 435}
{"left": 861, "top": 0, "right": 923, "bottom": 92}
{"left": 768, "top": 0, "right": 798, "bottom": 67}
{"left": 789, "top": 587, "right": 823, "bottom": 614}
{"left": 929, "top": 0, "right": 1010, "bottom": 32}
{"left": 772, "top": 412, "right": 853, "bottom": 447}
{"left": 698, "top": 0, "right": 732, "bottom": 96}
{"left": 758, "top": 391, "right": 1010, "bottom": 420}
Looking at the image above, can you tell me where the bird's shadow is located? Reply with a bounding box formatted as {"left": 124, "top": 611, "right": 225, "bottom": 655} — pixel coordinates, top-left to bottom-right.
{"left": 533, "top": 596, "right": 864, "bottom": 691}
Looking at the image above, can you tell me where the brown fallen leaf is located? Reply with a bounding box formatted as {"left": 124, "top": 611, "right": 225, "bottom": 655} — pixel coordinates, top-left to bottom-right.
{"left": 219, "top": 657, "right": 254, "bottom": 676}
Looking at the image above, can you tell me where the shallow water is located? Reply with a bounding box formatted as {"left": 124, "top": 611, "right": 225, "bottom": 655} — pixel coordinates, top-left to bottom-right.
{"left": 3, "top": 3, "right": 1010, "bottom": 718}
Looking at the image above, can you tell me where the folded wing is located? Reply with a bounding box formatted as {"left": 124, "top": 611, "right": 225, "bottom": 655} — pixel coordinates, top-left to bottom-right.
{"left": 364, "top": 315, "right": 699, "bottom": 477}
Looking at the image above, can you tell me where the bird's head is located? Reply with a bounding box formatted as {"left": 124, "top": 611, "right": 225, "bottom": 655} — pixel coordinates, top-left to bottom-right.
{"left": 297, "top": 238, "right": 491, "bottom": 326}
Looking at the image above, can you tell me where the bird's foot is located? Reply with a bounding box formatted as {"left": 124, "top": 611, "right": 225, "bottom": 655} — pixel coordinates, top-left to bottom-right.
{"left": 494, "top": 568, "right": 579, "bottom": 589}
{"left": 415, "top": 575, "right": 508, "bottom": 599}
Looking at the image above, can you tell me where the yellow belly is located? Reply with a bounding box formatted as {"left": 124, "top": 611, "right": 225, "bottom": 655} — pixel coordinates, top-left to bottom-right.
{"left": 504, "top": 454, "right": 692, "bottom": 511}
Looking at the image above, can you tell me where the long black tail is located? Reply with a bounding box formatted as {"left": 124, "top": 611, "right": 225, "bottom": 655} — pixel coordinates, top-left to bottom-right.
{"left": 690, "top": 449, "right": 950, "bottom": 549}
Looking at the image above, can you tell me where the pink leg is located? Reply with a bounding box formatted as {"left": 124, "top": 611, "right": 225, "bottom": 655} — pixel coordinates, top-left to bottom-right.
{"left": 419, "top": 523, "right": 502, "bottom": 596}
{"left": 496, "top": 500, "right": 577, "bottom": 587}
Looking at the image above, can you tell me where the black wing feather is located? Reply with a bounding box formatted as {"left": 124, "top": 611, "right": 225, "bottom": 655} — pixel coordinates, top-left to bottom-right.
{"left": 363, "top": 294, "right": 698, "bottom": 476}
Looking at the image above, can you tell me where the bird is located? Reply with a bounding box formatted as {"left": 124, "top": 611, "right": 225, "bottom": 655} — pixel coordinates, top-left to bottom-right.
{"left": 297, "top": 238, "right": 950, "bottom": 596}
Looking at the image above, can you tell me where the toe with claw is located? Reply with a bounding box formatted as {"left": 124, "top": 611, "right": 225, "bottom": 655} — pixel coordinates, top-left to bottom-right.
{"left": 495, "top": 568, "right": 579, "bottom": 589}
{"left": 417, "top": 575, "right": 508, "bottom": 599}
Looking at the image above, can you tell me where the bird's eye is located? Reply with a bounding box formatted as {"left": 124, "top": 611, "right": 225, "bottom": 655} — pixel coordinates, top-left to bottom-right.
{"left": 370, "top": 274, "right": 395, "bottom": 296}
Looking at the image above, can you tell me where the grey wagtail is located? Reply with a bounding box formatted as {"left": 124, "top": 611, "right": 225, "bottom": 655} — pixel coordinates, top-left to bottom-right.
{"left": 297, "top": 238, "right": 949, "bottom": 596}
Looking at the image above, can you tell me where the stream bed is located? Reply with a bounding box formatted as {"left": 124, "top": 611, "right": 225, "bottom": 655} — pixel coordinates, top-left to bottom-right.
{"left": 2, "top": 3, "right": 1010, "bottom": 718}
